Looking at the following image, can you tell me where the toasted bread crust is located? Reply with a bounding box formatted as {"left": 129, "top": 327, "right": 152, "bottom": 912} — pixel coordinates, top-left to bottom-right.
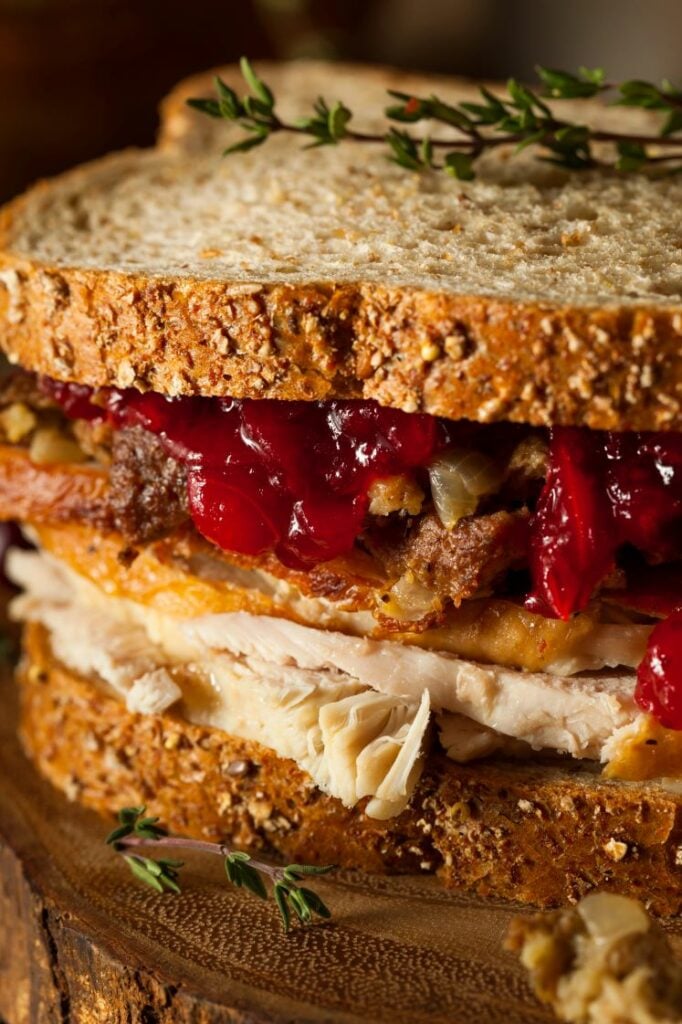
{"left": 19, "top": 622, "right": 682, "bottom": 914}
{"left": 1, "top": 209, "right": 681, "bottom": 429}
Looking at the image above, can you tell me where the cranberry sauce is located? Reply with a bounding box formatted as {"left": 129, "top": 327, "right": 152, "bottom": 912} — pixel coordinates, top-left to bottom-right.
{"left": 607, "top": 562, "right": 682, "bottom": 618}
{"left": 636, "top": 610, "right": 682, "bottom": 730}
{"left": 42, "top": 379, "right": 441, "bottom": 568}
{"left": 525, "top": 427, "right": 614, "bottom": 620}
{"left": 527, "top": 427, "right": 682, "bottom": 619}
{"left": 526, "top": 426, "right": 682, "bottom": 729}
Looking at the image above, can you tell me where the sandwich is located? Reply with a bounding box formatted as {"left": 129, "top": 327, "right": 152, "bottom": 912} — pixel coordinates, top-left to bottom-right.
{"left": 1, "top": 60, "right": 682, "bottom": 912}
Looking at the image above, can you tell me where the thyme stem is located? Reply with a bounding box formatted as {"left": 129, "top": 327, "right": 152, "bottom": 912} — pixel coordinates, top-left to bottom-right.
{"left": 115, "top": 833, "right": 284, "bottom": 879}
{"left": 187, "top": 58, "right": 682, "bottom": 179}
{"left": 264, "top": 120, "right": 682, "bottom": 151}
{"left": 106, "top": 806, "right": 335, "bottom": 931}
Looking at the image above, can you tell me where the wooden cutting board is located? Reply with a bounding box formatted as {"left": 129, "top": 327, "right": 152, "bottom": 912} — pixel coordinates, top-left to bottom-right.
{"left": 1, "top": 673, "right": 680, "bottom": 1024}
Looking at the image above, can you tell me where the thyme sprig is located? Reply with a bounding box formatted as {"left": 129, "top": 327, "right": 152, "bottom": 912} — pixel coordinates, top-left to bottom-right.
{"left": 187, "top": 58, "right": 682, "bottom": 179}
{"left": 106, "top": 806, "right": 335, "bottom": 932}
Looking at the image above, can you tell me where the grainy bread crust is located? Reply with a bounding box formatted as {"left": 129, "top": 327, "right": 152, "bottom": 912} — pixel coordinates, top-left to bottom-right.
{"left": 20, "top": 622, "right": 682, "bottom": 914}
{"left": 1, "top": 207, "right": 681, "bottom": 430}
{"left": 2, "top": 55, "right": 682, "bottom": 429}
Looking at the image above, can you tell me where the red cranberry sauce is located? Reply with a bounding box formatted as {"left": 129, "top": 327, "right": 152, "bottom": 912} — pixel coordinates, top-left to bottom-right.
{"left": 525, "top": 427, "right": 614, "bottom": 621}
{"left": 606, "top": 562, "right": 682, "bottom": 619}
{"left": 635, "top": 610, "right": 682, "bottom": 730}
{"left": 41, "top": 378, "right": 442, "bottom": 568}
{"left": 527, "top": 428, "right": 682, "bottom": 620}
{"left": 526, "top": 426, "right": 682, "bottom": 729}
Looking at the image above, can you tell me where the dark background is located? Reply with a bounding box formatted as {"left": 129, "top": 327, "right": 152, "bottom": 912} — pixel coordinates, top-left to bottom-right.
{"left": 1, "top": 0, "right": 681, "bottom": 202}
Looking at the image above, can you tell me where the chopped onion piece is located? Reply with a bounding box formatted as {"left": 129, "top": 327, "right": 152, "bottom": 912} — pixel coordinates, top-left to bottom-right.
{"left": 0, "top": 402, "right": 37, "bottom": 444}
{"left": 577, "top": 892, "right": 649, "bottom": 945}
{"left": 381, "top": 572, "right": 441, "bottom": 622}
{"left": 29, "top": 427, "right": 86, "bottom": 466}
{"left": 428, "top": 448, "right": 502, "bottom": 529}
{"left": 367, "top": 474, "right": 424, "bottom": 516}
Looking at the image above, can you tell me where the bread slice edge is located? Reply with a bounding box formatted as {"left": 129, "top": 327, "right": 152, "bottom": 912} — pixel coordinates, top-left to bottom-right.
{"left": 1, "top": 156, "right": 681, "bottom": 429}
{"left": 18, "top": 621, "right": 682, "bottom": 914}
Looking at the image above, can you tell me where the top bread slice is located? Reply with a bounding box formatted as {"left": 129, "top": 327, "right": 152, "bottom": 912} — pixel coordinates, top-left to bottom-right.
{"left": 1, "top": 60, "right": 681, "bottom": 429}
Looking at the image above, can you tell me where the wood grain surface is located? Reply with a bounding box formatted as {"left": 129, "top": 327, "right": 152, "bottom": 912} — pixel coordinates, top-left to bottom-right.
{"left": 1, "top": 673, "right": 682, "bottom": 1024}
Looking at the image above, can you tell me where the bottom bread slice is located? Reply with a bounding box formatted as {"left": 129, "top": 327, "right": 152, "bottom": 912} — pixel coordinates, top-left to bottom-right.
{"left": 18, "top": 622, "right": 682, "bottom": 914}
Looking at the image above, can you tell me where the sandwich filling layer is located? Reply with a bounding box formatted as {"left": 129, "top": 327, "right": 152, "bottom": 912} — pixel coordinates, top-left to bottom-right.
{"left": 1, "top": 369, "right": 682, "bottom": 808}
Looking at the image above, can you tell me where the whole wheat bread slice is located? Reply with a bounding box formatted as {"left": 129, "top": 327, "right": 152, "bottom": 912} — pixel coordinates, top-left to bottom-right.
{"left": 1, "top": 61, "right": 681, "bottom": 428}
{"left": 20, "top": 621, "right": 682, "bottom": 915}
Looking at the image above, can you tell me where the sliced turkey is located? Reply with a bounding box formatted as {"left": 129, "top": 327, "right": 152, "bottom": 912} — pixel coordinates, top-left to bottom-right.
{"left": 187, "top": 612, "right": 640, "bottom": 759}
{"left": 7, "top": 548, "right": 430, "bottom": 819}
{"left": 8, "top": 547, "right": 647, "bottom": 797}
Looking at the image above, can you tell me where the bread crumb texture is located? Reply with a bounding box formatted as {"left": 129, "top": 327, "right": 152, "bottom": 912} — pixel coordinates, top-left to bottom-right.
{"left": 0, "top": 63, "right": 681, "bottom": 428}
